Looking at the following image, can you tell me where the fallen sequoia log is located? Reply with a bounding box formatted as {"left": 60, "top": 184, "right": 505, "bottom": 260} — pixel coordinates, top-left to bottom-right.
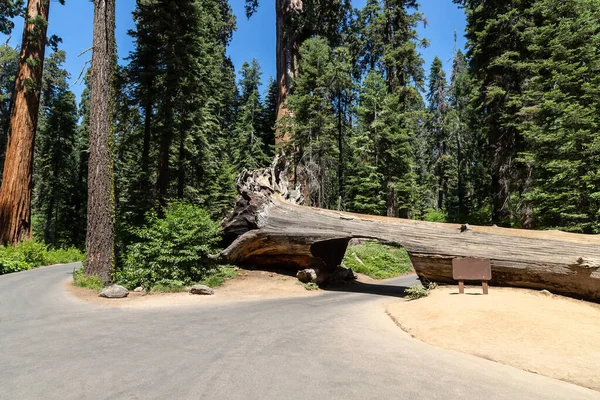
{"left": 219, "top": 156, "right": 600, "bottom": 301}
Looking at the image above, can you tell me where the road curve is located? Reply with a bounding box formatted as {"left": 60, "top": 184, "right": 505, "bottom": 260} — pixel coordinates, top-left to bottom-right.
{"left": 0, "top": 264, "right": 598, "bottom": 400}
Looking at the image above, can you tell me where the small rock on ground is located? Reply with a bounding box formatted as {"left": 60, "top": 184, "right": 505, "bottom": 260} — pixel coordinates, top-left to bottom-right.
{"left": 134, "top": 287, "right": 144, "bottom": 293}
{"left": 190, "top": 284, "right": 214, "bottom": 295}
{"left": 99, "top": 285, "right": 129, "bottom": 299}
{"left": 296, "top": 269, "right": 317, "bottom": 284}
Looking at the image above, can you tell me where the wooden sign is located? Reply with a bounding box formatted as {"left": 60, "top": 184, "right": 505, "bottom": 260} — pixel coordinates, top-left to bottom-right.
{"left": 452, "top": 258, "right": 492, "bottom": 295}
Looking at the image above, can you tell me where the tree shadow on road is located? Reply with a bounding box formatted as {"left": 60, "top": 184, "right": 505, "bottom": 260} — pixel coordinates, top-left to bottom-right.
{"left": 320, "top": 280, "right": 413, "bottom": 299}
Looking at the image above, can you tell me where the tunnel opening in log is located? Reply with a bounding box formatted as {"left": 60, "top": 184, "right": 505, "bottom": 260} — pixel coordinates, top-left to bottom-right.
{"left": 342, "top": 239, "right": 416, "bottom": 281}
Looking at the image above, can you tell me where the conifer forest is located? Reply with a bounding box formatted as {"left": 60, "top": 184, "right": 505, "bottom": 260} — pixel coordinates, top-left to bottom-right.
{"left": 0, "top": 0, "right": 599, "bottom": 282}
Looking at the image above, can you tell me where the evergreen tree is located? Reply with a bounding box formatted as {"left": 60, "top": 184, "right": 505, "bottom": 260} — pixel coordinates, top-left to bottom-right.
{"left": 288, "top": 36, "right": 353, "bottom": 209}
{"left": 0, "top": 0, "right": 65, "bottom": 245}
{"left": 445, "top": 48, "right": 489, "bottom": 223}
{"left": 519, "top": 0, "right": 600, "bottom": 233}
{"left": 233, "top": 59, "right": 269, "bottom": 171}
{"left": 455, "top": 0, "right": 534, "bottom": 227}
{"left": 123, "top": 0, "right": 238, "bottom": 220}
{"left": 0, "top": 0, "right": 24, "bottom": 35}
{"left": 346, "top": 70, "right": 387, "bottom": 215}
{"left": 425, "top": 56, "right": 452, "bottom": 213}
{"left": 33, "top": 51, "right": 79, "bottom": 246}
{"left": 85, "top": 0, "right": 116, "bottom": 283}
{"left": 257, "top": 77, "right": 277, "bottom": 159}
{"left": 71, "top": 71, "right": 90, "bottom": 248}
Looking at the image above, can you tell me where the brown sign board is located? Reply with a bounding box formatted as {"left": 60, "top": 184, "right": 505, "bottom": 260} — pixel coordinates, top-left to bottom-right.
{"left": 452, "top": 258, "right": 492, "bottom": 281}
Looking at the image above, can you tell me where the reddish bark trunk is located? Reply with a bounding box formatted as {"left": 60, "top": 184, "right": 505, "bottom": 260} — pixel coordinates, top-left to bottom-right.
{"left": 85, "top": 0, "right": 116, "bottom": 284}
{"left": 275, "top": 0, "right": 302, "bottom": 150}
{"left": 0, "top": 0, "right": 50, "bottom": 245}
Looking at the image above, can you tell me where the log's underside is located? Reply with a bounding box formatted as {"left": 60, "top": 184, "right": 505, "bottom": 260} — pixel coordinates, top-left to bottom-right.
{"left": 220, "top": 157, "right": 600, "bottom": 301}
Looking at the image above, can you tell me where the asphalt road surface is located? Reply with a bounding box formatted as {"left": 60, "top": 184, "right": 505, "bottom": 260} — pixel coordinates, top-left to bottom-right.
{"left": 1, "top": 263, "right": 598, "bottom": 400}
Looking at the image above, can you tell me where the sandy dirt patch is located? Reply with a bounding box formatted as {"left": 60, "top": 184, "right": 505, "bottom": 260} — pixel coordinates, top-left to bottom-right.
{"left": 386, "top": 286, "right": 600, "bottom": 391}
{"left": 68, "top": 269, "right": 321, "bottom": 309}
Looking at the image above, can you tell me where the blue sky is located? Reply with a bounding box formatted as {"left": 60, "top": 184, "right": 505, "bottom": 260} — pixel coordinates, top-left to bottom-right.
{"left": 1, "top": 0, "right": 466, "bottom": 102}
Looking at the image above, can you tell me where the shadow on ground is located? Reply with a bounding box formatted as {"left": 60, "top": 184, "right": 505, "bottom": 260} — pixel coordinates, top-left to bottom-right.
{"left": 321, "top": 281, "right": 410, "bottom": 298}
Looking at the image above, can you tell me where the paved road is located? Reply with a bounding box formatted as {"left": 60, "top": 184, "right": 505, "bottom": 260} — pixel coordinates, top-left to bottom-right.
{"left": 1, "top": 264, "right": 598, "bottom": 400}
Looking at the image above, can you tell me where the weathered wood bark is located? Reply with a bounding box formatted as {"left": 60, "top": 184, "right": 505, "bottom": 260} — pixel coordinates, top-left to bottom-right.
{"left": 85, "top": 0, "right": 116, "bottom": 284}
{"left": 275, "top": 0, "right": 302, "bottom": 148}
{"left": 221, "top": 157, "right": 600, "bottom": 301}
{"left": 0, "top": 0, "right": 50, "bottom": 245}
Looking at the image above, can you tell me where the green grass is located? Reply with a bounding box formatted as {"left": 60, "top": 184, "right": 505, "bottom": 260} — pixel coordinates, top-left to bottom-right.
{"left": 72, "top": 267, "right": 105, "bottom": 291}
{"left": 303, "top": 282, "right": 319, "bottom": 291}
{"left": 149, "top": 265, "right": 239, "bottom": 293}
{"left": 0, "top": 239, "right": 85, "bottom": 276}
{"left": 150, "top": 282, "right": 188, "bottom": 293}
{"left": 199, "top": 265, "right": 238, "bottom": 288}
{"left": 343, "top": 242, "right": 413, "bottom": 279}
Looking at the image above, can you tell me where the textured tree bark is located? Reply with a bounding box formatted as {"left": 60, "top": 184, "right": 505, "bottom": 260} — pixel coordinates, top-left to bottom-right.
{"left": 0, "top": 0, "right": 50, "bottom": 245}
{"left": 275, "top": 0, "right": 302, "bottom": 148}
{"left": 85, "top": 0, "right": 116, "bottom": 284}
{"left": 221, "top": 157, "right": 600, "bottom": 301}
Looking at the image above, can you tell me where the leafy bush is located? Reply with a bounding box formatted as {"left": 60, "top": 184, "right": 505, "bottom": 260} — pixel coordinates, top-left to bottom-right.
{"left": 422, "top": 208, "right": 447, "bottom": 223}
{"left": 73, "top": 267, "right": 105, "bottom": 291}
{"left": 0, "top": 239, "right": 85, "bottom": 275}
{"left": 44, "top": 247, "right": 85, "bottom": 265}
{"left": 303, "top": 282, "right": 319, "bottom": 291}
{"left": 405, "top": 282, "right": 438, "bottom": 300}
{"left": 118, "top": 202, "right": 223, "bottom": 290}
{"left": 343, "top": 242, "right": 413, "bottom": 279}
{"left": 0, "top": 259, "right": 31, "bottom": 275}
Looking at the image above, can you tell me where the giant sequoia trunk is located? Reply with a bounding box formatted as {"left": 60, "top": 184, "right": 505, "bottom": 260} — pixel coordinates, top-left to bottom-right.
{"left": 85, "top": 0, "right": 116, "bottom": 284}
{"left": 221, "top": 157, "right": 600, "bottom": 301}
{"left": 275, "top": 0, "right": 302, "bottom": 148}
{"left": 0, "top": 0, "right": 50, "bottom": 245}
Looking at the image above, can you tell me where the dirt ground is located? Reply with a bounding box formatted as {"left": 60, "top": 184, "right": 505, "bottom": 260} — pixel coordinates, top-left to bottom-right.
{"left": 386, "top": 286, "right": 600, "bottom": 391}
{"left": 67, "top": 269, "right": 327, "bottom": 309}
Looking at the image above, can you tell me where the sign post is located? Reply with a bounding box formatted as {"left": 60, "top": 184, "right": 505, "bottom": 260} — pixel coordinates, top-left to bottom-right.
{"left": 452, "top": 258, "right": 492, "bottom": 295}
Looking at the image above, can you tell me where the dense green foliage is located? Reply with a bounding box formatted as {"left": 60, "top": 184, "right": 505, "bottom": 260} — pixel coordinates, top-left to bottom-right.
{"left": 118, "top": 202, "right": 223, "bottom": 290}
{"left": 455, "top": 0, "right": 600, "bottom": 231}
{"left": 0, "top": 239, "right": 84, "bottom": 275}
{"left": 33, "top": 51, "right": 87, "bottom": 247}
{"left": 72, "top": 267, "right": 105, "bottom": 291}
{"left": 343, "top": 242, "right": 413, "bottom": 279}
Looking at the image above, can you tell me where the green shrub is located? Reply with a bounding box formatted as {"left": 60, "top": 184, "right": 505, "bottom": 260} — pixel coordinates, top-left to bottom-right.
{"left": 44, "top": 247, "right": 85, "bottom": 265}
{"left": 13, "top": 239, "right": 50, "bottom": 267}
{"left": 343, "top": 242, "right": 413, "bottom": 279}
{"left": 73, "top": 267, "right": 105, "bottom": 291}
{"left": 405, "top": 282, "right": 438, "bottom": 300}
{"left": 303, "top": 282, "right": 319, "bottom": 291}
{"left": 118, "top": 202, "right": 223, "bottom": 289}
{"left": 423, "top": 208, "right": 447, "bottom": 223}
{"left": 0, "top": 239, "right": 85, "bottom": 275}
{"left": 0, "top": 259, "right": 30, "bottom": 274}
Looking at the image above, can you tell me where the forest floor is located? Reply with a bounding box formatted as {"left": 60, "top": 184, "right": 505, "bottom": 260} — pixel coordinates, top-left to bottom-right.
{"left": 67, "top": 268, "right": 327, "bottom": 308}
{"left": 68, "top": 268, "right": 391, "bottom": 308}
{"left": 385, "top": 285, "right": 600, "bottom": 391}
